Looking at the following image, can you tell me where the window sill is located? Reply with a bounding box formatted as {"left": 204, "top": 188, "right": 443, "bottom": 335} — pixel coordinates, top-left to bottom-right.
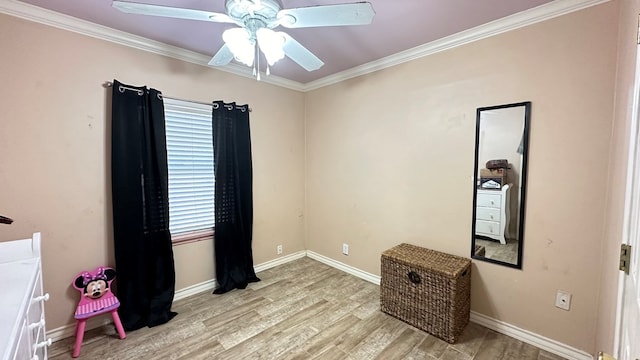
{"left": 171, "top": 229, "right": 214, "bottom": 246}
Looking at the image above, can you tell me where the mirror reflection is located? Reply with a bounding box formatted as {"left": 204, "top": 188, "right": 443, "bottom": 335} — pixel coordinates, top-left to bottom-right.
{"left": 472, "top": 102, "right": 530, "bottom": 269}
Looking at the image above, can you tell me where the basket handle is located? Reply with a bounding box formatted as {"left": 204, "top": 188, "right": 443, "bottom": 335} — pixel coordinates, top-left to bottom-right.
{"left": 407, "top": 271, "right": 421, "bottom": 284}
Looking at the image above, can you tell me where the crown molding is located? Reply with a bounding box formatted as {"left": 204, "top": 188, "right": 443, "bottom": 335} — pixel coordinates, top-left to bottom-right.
{"left": 0, "top": 0, "right": 305, "bottom": 92}
{"left": 0, "top": 0, "right": 610, "bottom": 93}
{"left": 303, "top": 0, "right": 612, "bottom": 91}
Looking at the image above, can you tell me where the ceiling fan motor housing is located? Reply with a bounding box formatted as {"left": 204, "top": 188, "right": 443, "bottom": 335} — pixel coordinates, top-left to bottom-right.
{"left": 226, "top": 0, "right": 283, "bottom": 29}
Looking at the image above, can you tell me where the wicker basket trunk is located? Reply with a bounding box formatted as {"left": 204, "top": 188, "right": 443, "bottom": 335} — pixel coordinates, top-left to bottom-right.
{"left": 380, "top": 243, "right": 471, "bottom": 343}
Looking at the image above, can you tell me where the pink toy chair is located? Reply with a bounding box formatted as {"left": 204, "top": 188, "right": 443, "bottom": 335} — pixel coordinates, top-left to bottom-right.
{"left": 71, "top": 266, "right": 126, "bottom": 357}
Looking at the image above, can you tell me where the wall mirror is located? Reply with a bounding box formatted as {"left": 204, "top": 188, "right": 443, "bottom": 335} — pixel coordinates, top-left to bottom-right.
{"left": 471, "top": 101, "right": 531, "bottom": 269}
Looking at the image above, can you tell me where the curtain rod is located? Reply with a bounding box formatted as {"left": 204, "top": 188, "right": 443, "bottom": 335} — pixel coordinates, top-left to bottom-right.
{"left": 104, "top": 81, "right": 251, "bottom": 112}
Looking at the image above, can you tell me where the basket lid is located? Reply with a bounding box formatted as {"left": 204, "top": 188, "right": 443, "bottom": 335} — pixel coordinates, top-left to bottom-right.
{"left": 382, "top": 243, "right": 470, "bottom": 277}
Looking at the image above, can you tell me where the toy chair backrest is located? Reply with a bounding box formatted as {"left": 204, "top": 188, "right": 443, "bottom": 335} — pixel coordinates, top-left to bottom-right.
{"left": 72, "top": 266, "right": 117, "bottom": 298}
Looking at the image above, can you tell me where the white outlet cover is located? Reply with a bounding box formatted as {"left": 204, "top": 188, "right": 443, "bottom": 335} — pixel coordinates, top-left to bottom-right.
{"left": 555, "top": 290, "right": 571, "bottom": 311}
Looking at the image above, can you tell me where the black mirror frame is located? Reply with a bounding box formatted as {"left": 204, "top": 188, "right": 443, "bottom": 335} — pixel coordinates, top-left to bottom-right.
{"left": 471, "top": 101, "right": 531, "bottom": 269}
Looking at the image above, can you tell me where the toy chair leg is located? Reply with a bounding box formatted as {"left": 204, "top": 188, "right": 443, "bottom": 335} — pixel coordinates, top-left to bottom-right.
{"left": 111, "top": 310, "right": 126, "bottom": 339}
{"left": 72, "top": 319, "right": 87, "bottom": 358}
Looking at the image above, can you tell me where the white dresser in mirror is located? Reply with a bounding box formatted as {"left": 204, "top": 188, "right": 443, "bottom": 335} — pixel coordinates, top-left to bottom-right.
{"left": 0, "top": 232, "right": 51, "bottom": 360}
{"left": 475, "top": 185, "right": 511, "bottom": 245}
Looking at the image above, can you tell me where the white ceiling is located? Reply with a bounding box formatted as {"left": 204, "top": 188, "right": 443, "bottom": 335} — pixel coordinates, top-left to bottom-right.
{"left": 1, "top": 0, "right": 606, "bottom": 90}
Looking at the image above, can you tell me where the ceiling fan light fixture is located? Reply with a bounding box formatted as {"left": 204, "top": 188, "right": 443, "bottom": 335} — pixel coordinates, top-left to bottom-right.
{"left": 256, "top": 28, "right": 285, "bottom": 66}
{"left": 112, "top": 0, "right": 375, "bottom": 75}
{"left": 222, "top": 28, "right": 255, "bottom": 66}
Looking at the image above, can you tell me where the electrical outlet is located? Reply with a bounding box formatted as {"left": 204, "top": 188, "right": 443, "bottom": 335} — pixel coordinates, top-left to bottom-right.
{"left": 276, "top": 245, "right": 282, "bottom": 255}
{"left": 342, "top": 243, "right": 349, "bottom": 255}
{"left": 555, "top": 290, "right": 571, "bottom": 311}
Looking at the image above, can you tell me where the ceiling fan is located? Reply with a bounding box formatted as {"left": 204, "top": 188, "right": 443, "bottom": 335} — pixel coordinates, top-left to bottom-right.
{"left": 112, "top": 0, "right": 375, "bottom": 78}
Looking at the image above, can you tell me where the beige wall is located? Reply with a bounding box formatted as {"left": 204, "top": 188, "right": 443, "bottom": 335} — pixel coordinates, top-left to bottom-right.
{"left": 596, "top": 0, "right": 640, "bottom": 354}
{"left": 0, "top": 14, "right": 306, "bottom": 331}
{"left": 305, "top": 2, "right": 618, "bottom": 354}
{"left": 0, "top": 1, "right": 629, "bottom": 355}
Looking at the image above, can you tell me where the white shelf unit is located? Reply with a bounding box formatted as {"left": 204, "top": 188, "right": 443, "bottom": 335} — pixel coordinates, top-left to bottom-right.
{"left": 0, "top": 233, "right": 51, "bottom": 360}
{"left": 475, "top": 185, "right": 511, "bottom": 245}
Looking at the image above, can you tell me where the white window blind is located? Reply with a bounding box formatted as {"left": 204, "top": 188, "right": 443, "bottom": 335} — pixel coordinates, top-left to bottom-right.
{"left": 164, "top": 98, "right": 214, "bottom": 235}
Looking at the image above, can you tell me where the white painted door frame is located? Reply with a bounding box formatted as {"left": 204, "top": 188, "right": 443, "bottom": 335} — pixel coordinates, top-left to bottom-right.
{"left": 613, "top": 23, "right": 640, "bottom": 360}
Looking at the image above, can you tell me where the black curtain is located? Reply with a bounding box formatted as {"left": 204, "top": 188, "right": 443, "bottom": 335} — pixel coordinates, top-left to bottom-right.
{"left": 212, "top": 101, "right": 260, "bottom": 294}
{"left": 111, "top": 79, "right": 177, "bottom": 330}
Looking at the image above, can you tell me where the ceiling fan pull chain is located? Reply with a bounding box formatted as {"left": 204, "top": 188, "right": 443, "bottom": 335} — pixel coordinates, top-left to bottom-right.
{"left": 252, "top": 41, "right": 257, "bottom": 78}
{"left": 256, "top": 42, "right": 261, "bottom": 81}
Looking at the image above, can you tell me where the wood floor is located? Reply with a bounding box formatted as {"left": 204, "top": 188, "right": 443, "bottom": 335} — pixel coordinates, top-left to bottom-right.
{"left": 48, "top": 257, "right": 567, "bottom": 360}
{"left": 475, "top": 237, "right": 519, "bottom": 265}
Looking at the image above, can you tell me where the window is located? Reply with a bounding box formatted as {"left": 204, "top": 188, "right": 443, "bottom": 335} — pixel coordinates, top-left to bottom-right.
{"left": 164, "top": 98, "right": 214, "bottom": 242}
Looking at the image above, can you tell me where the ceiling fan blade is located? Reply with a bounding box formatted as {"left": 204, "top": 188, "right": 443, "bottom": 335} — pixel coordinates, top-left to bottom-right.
{"left": 112, "top": 1, "right": 234, "bottom": 23}
{"left": 278, "top": 2, "right": 374, "bottom": 28}
{"left": 280, "top": 33, "right": 324, "bottom": 71}
{"left": 208, "top": 44, "right": 235, "bottom": 67}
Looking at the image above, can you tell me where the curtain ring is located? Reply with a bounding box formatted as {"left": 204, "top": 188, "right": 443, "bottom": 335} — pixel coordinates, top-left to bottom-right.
{"left": 157, "top": 93, "right": 163, "bottom": 100}
{"left": 212, "top": 103, "right": 219, "bottom": 109}
{"left": 239, "top": 106, "right": 246, "bottom": 112}
{"left": 224, "top": 104, "right": 233, "bottom": 110}
{"left": 117, "top": 84, "right": 143, "bottom": 96}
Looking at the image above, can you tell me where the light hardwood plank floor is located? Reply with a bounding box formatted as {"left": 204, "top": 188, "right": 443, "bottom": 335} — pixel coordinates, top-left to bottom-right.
{"left": 474, "top": 238, "right": 518, "bottom": 265}
{"left": 48, "top": 257, "right": 567, "bottom": 360}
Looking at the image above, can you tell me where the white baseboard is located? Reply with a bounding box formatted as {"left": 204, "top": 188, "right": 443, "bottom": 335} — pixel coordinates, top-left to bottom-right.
{"left": 47, "top": 251, "right": 593, "bottom": 360}
{"left": 174, "top": 279, "right": 217, "bottom": 301}
{"left": 306, "top": 250, "right": 382, "bottom": 285}
{"left": 254, "top": 250, "right": 307, "bottom": 273}
{"left": 174, "top": 250, "right": 307, "bottom": 300}
{"left": 470, "top": 311, "right": 593, "bottom": 360}
{"left": 305, "top": 251, "right": 593, "bottom": 360}
{"left": 45, "top": 282, "right": 216, "bottom": 343}
{"left": 47, "top": 251, "right": 305, "bottom": 343}
{"left": 46, "top": 317, "right": 112, "bottom": 343}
